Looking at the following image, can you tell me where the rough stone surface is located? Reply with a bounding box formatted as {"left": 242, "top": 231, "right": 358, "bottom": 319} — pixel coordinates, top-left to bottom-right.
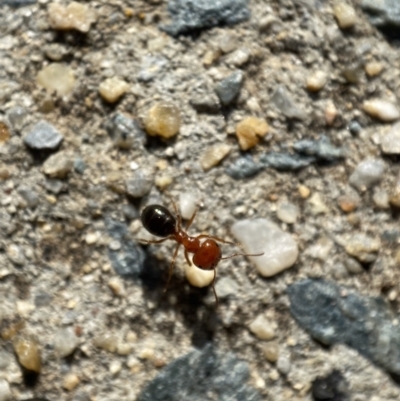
{"left": 225, "top": 155, "right": 263, "bottom": 179}
{"left": 24, "top": 121, "right": 63, "bottom": 151}
{"left": 260, "top": 152, "right": 315, "bottom": 171}
{"left": 270, "top": 85, "right": 306, "bottom": 120}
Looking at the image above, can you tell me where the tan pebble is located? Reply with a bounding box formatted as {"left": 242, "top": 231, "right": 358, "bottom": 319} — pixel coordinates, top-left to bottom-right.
{"left": 16, "top": 301, "right": 35, "bottom": 317}
{"left": 93, "top": 333, "right": 118, "bottom": 353}
{"left": 293, "top": 382, "right": 304, "bottom": 391}
{"left": 99, "top": 77, "right": 129, "bottom": 103}
{"left": 306, "top": 71, "right": 327, "bottom": 92}
{"left": 200, "top": 144, "right": 231, "bottom": 171}
{"left": 144, "top": 102, "right": 181, "bottom": 138}
{"left": 363, "top": 99, "right": 400, "bottom": 122}
{"left": 308, "top": 193, "right": 328, "bottom": 214}
{"left": 346, "top": 212, "right": 360, "bottom": 226}
{"left": 184, "top": 261, "right": 214, "bottom": 288}
{"left": 249, "top": 314, "right": 276, "bottom": 340}
{"left": 235, "top": 117, "right": 268, "bottom": 150}
{"left": 110, "top": 360, "right": 122, "bottom": 375}
{"left": 46, "top": 195, "right": 57, "bottom": 204}
{"left": 155, "top": 174, "right": 173, "bottom": 190}
{"left": 117, "top": 342, "right": 132, "bottom": 355}
{"left": 127, "top": 356, "right": 141, "bottom": 372}
{"left": 153, "top": 357, "right": 167, "bottom": 369}
{"left": 286, "top": 336, "right": 297, "bottom": 346}
{"left": 333, "top": 2, "right": 357, "bottom": 29}
{"left": 365, "top": 62, "right": 384, "bottom": 77}
{"left": 85, "top": 232, "right": 99, "bottom": 245}
{"left": 337, "top": 195, "right": 358, "bottom": 213}
{"left": 126, "top": 331, "right": 138, "bottom": 343}
{"left": 124, "top": 8, "right": 134, "bottom": 18}
{"left": 202, "top": 49, "right": 221, "bottom": 66}
{"left": 156, "top": 159, "right": 169, "bottom": 170}
{"left": 262, "top": 342, "right": 279, "bottom": 362}
{"left": 63, "top": 373, "right": 80, "bottom": 391}
{"left": 298, "top": 185, "right": 310, "bottom": 199}
{"left": 139, "top": 348, "right": 154, "bottom": 360}
{"left": 37, "top": 63, "right": 75, "bottom": 97}
{"left": 269, "top": 369, "right": 280, "bottom": 381}
{"left": 13, "top": 335, "right": 42, "bottom": 373}
{"left": 42, "top": 151, "right": 73, "bottom": 178}
{"left": 48, "top": 2, "right": 96, "bottom": 33}
{"left": 325, "top": 100, "right": 338, "bottom": 126}
{"left": 0, "top": 121, "right": 10, "bottom": 143}
{"left": 108, "top": 277, "right": 125, "bottom": 297}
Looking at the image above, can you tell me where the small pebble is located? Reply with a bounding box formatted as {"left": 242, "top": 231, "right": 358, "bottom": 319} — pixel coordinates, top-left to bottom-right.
{"left": 37, "top": 63, "right": 75, "bottom": 96}
{"left": 7, "top": 244, "right": 26, "bottom": 266}
{"left": 7, "top": 106, "right": 28, "bottom": 131}
{"left": 200, "top": 144, "right": 231, "bottom": 171}
{"left": 184, "top": 261, "right": 214, "bottom": 288}
{"left": 179, "top": 192, "right": 198, "bottom": 220}
{"left": 144, "top": 102, "right": 181, "bottom": 138}
{"left": 231, "top": 218, "right": 298, "bottom": 277}
{"left": 348, "top": 120, "right": 362, "bottom": 135}
{"left": 215, "top": 70, "right": 244, "bottom": 106}
{"left": 363, "top": 99, "right": 400, "bottom": 122}
{"left": 110, "top": 360, "right": 122, "bottom": 376}
{"left": 365, "top": 61, "right": 384, "bottom": 77}
{"left": 344, "top": 234, "right": 380, "bottom": 263}
{"left": 0, "top": 122, "right": 10, "bottom": 144}
{"left": 13, "top": 335, "right": 42, "bottom": 373}
{"left": 0, "top": 378, "right": 11, "bottom": 401}
{"left": 308, "top": 193, "right": 329, "bottom": 215}
{"left": 333, "top": 2, "right": 357, "bottom": 29}
{"left": 117, "top": 342, "right": 132, "bottom": 355}
{"left": 99, "top": 77, "right": 129, "bottom": 103}
{"left": 63, "top": 373, "right": 80, "bottom": 391}
{"left": 306, "top": 71, "right": 327, "bottom": 92}
{"left": 298, "top": 185, "right": 310, "bottom": 199}
{"left": 349, "top": 158, "right": 385, "bottom": 191}
{"left": 214, "top": 276, "right": 238, "bottom": 299}
{"left": 24, "top": 120, "right": 63, "bottom": 151}
{"left": 372, "top": 188, "right": 390, "bottom": 209}
{"left": 18, "top": 185, "right": 39, "bottom": 208}
{"left": 54, "top": 327, "right": 79, "bottom": 358}
{"left": 85, "top": 232, "right": 99, "bottom": 245}
{"left": 271, "top": 85, "right": 306, "bottom": 120}
{"left": 225, "top": 155, "right": 263, "bottom": 179}
{"left": 277, "top": 354, "right": 291, "bottom": 375}
{"left": 249, "top": 314, "right": 276, "bottom": 340}
{"left": 235, "top": 117, "right": 269, "bottom": 151}
{"left": 93, "top": 333, "right": 118, "bottom": 353}
{"left": 337, "top": 188, "right": 360, "bottom": 213}
{"left": 227, "top": 48, "right": 250, "bottom": 67}
{"left": 43, "top": 151, "right": 73, "bottom": 178}
{"left": 48, "top": 2, "right": 96, "bottom": 33}
{"left": 389, "top": 180, "right": 400, "bottom": 208}
{"left": 381, "top": 122, "right": 400, "bottom": 154}
{"left": 108, "top": 277, "right": 125, "bottom": 297}
{"left": 306, "top": 236, "right": 333, "bottom": 261}
{"left": 262, "top": 342, "right": 279, "bottom": 363}
{"left": 324, "top": 101, "right": 338, "bottom": 125}
{"left": 190, "top": 93, "right": 220, "bottom": 113}
{"left": 277, "top": 201, "right": 299, "bottom": 224}
{"left": 344, "top": 257, "right": 364, "bottom": 274}
{"left": 125, "top": 169, "right": 153, "bottom": 198}
{"left": 155, "top": 174, "right": 173, "bottom": 190}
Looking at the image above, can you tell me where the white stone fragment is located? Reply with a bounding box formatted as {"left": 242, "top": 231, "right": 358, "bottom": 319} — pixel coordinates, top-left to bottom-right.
{"left": 249, "top": 314, "right": 276, "bottom": 340}
{"left": 363, "top": 99, "right": 400, "bottom": 122}
{"left": 179, "top": 192, "right": 199, "bottom": 220}
{"left": 349, "top": 158, "right": 385, "bottom": 191}
{"left": 333, "top": 2, "right": 357, "bottom": 29}
{"left": 184, "top": 261, "right": 214, "bottom": 288}
{"left": 231, "top": 218, "right": 299, "bottom": 277}
{"left": 381, "top": 122, "right": 400, "bottom": 154}
{"left": 277, "top": 201, "right": 299, "bottom": 224}
{"left": 54, "top": 327, "right": 79, "bottom": 358}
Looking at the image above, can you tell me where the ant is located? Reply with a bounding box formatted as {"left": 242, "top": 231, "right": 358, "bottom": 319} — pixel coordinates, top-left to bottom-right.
{"left": 139, "top": 200, "right": 263, "bottom": 306}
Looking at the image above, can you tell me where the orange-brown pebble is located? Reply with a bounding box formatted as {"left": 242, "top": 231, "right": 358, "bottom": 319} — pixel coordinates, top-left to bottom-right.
{"left": 235, "top": 117, "right": 268, "bottom": 150}
{"left": 338, "top": 196, "right": 359, "bottom": 213}
{"left": 0, "top": 122, "right": 10, "bottom": 143}
{"left": 144, "top": 102, "right": 181, "bottom": 138}
{"left": 325, "top": 101, "right": 338, "bottom": 126}
{"left": 63, "top": 373, "right": 80, "bottom": 391}
{"left": 13, "top": 335, "right": 42, "bottom": 373}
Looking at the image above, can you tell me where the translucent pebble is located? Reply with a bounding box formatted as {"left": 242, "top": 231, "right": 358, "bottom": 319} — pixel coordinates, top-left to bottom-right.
{"left": 179, "top": 192, "right": 198, "bottom": 220}
{"left": 13, "top": 335, "right": 42, "bottom": 373}
{"left": 200, "top": 144, "right": 231, "bottom": 171}
{"left": 231, "top": 218, "right": 298, "bottom": 277}
{"left": 184, "top": 261, "right": 214, "bottom": 288}
{"left": 235, "top": 117, "right": 269, "bottom": 150}
{"left": 54, "top": 327, "right": 79, "bottom": 358}
{"left": 48, "top": 2, "right": 96, "bottom": 33}
{"left": 363, "top": 99, "right": 400, "bottom": 122}
{"left": 99, "top": 77, "right": 129, "bottom": 103}
{"left": 277, "top": 201, "right": 299, "bottom": 224}
{"left": 333, "top": 2, "right": 357, "bottom": 29}
{"left": 365, "top": 61, "right": 383, "bottom": 77}
{"left": 249, "top": 314, "right": 276, "bottom": 340}
{"left": 349, "top": 158, "right": 385, "bottom": 191}
{"left": 306, "top": 71, "right": 327, "bottom": 92}
{"left": 144, "top": 102, "right": 181, "bottom": 138}
{"left": 37, "top": 63, "right": 75, "bottom": 96}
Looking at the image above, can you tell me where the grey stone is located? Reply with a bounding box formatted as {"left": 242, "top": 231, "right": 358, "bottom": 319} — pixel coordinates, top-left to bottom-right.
{"left": 137, "top": 344, "right": 262, "bottom": 401}
{"left": 288, "top": 279, "right": 400, "bottom": 375}
{"left": 260, "top": 152, "right": 315, "bottom": 170}
{"left": 215, "top": 70, "right": 244, "bottom": 106}
{"left": 74, "top": 158, "right": 86, "bottom": 174}
{"left": 44, "top": 179, "right": 65, "bottom": 194}
{"left": 161, "top": 0, "right": 250, "bottom": 36}
{"left": 348, "top": 120, "right": 362, "bottom": 135}
{"left": 125, "top": 169, "right": 153, "bottom": 198}
{"left": 7, "top": 106, "right": 28, "bottom": 130}
{"left": 17, "top": 185, "right": 39, "bottom": 208}
{"left": 270, "top": 85, "right": 306, "bottom": 120}
{"left": 3, "top": 0, "right": 36, "bottom": 6}
{"left": 349, "top": 158, "right": 385, "bottom": 191}
{"left": 225, "top": 155, "right": 264, "bottom": 179}
{"left": 24, "top": 120, "right": 63, "bottom": 151}
{"left": 293, "top": 135, "right": 344, "bottom": 162}
{"left": 190, "top": 93, "right": 220, "bottom": 113}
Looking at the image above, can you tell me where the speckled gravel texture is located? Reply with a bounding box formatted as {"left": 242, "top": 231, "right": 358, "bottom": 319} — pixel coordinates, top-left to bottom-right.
{"left": 2, "top": 0, "right": 400, "bottom": 400}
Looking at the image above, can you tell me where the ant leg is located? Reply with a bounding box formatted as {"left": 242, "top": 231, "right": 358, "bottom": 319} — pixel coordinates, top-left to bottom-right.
{"left": 184, "top": 249, "right": 191, "bottom": 266}
{"left": 164, "top": 243, "right": 181, "bottom": 293}
{"left": 221, "top": 251, "right": 264, "bottom": 260}
{"left": 211, "top": 268, "right": 219, "bottom": 308}
{"left": 138, "top": 237, "right": 171, "bottom": 245}
{"left": 195, "top": 234, "right": 236, "bottom": 246}
{"left": 185, "top": 207, "right": 198, "bottom": 230}
{"left": 168, "top": 197, "right": 183, "bottom": 231}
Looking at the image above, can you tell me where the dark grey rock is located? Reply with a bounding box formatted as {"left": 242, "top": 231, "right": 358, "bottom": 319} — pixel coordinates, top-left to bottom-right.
{"left": 74, "top": 158, "right": 86, "bottom": 174}
{"left": 34, "top": 292, "right": 53, "bottom": 307}
{"left": 260, "top": 152, "right": 315, "bottom": 170}
{"left": 138, "top": 56, "right": 168, "bottom": 82}
{"left": 270, "top": 85, "right": 306, "bottom": 120}
{"left": 137, "top": 344, "right": 262, "bottom": 401}
{"left": 293, "top": 135, "right": 344, "bottom": 162}
{"left": 361, "top": 0, "right": 400, "bottom": 38}
{"left": 311, "top": 370, "right": 349, "bottom": 401}
{"left": 348, "top": 121, "right": 362, "bottom": 135}
{"left": 215, "top": 70, "right": 244, "bottom": 106}
{"left": 3, "top": 0, "right": 36, "bottom": 6}
{"left": 125, "top": 169, "right": 153, "bottom": 198}
{"left": 288, "top": 279, "right": 400, "bottom": 375}
{"left": 190, "top": 93, "right": 220, "bottom": 113}
{"left": 104, "top": 113, "right": 146, "bottom": 150}
{"left": 24, "top": 120, "right": 63, "bottom": 151}
{"left": 225, "top": 155, "right": 264, "bottom": 179}
{"left": 17, "top": 185, "right": 39, "bottom": 208}
{"left": 161, "top": 0, "right": 250, "bottom": 36}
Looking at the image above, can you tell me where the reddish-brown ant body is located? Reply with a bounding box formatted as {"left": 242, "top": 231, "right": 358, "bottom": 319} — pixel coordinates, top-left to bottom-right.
{"left": 140, "top": 201, "right": 263, "bottom": 305}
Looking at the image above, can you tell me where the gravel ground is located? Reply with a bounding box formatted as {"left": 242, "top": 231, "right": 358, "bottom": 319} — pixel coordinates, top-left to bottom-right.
{"left": 2, "top": 0, "right": 400, "bottom": 400}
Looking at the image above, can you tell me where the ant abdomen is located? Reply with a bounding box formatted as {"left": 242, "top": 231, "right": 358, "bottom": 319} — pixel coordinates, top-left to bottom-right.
{"left": 141, "top": 204, "right": 176, "bottom": 237}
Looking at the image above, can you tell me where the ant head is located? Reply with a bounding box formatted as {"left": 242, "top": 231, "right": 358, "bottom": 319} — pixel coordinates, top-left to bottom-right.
{"left": 192, "top": 239, "right": 222, "bottom": 270}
